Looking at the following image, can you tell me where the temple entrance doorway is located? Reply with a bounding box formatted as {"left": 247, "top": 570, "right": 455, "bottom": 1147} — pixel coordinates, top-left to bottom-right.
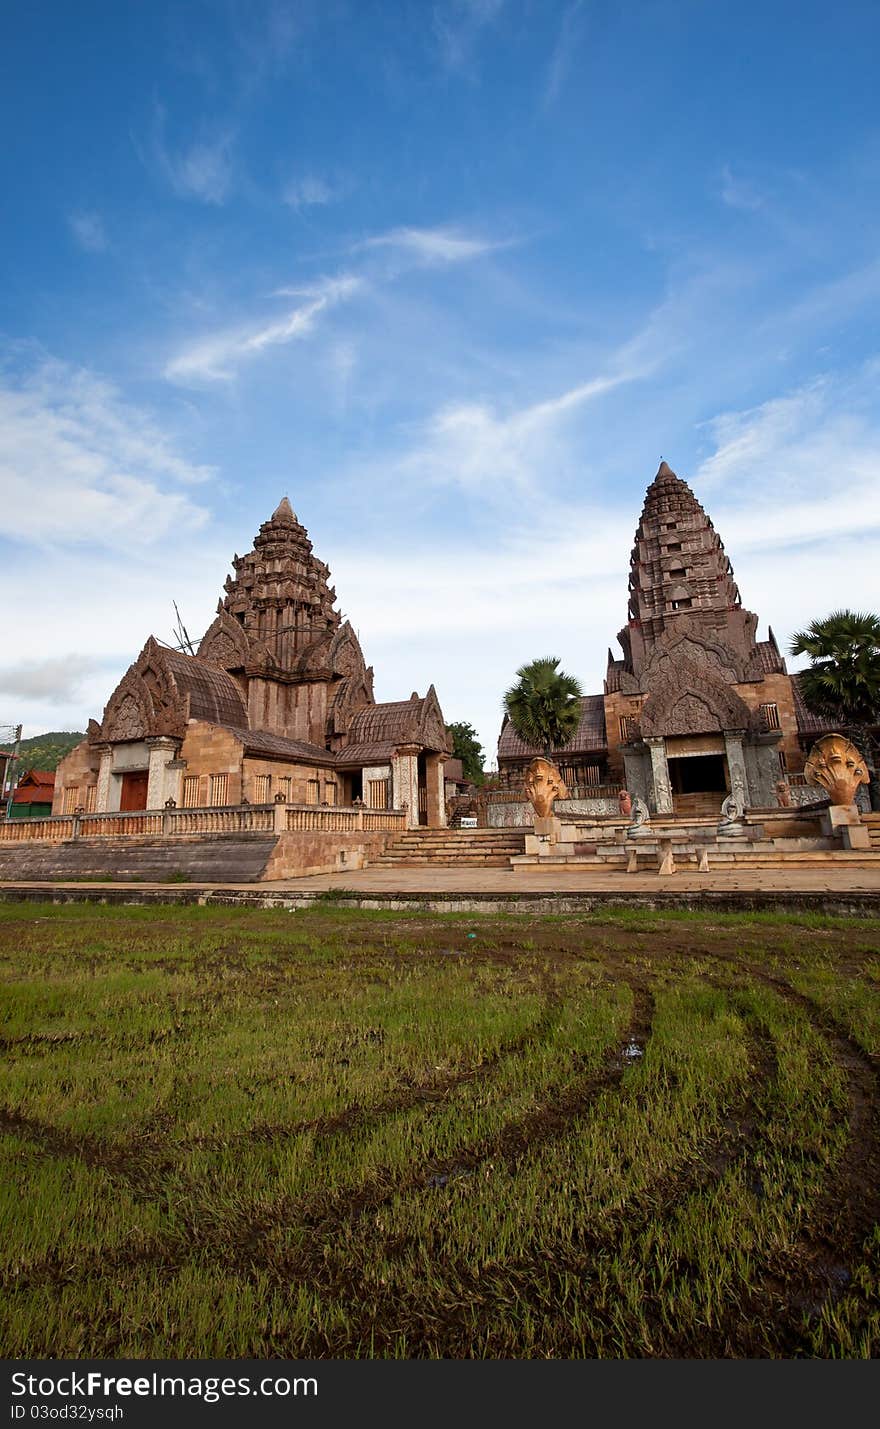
{"left": 668, "top": 754, "right": 727, "bottom": 816}
{"left": 417, "top": 752, "right": 428, "bottom": 825}
{"left": 119, "top": 771, "right": 149, "bottom": 811}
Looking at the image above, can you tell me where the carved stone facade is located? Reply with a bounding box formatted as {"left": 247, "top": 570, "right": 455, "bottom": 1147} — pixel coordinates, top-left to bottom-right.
{"left": 55, "top": 500, "right": 450, "bottom": 826}
{"left": 499, "top": 461, "right": 835, "bottom": 815}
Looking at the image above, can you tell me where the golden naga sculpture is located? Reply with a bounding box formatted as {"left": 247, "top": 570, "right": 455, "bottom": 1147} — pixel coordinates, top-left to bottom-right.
{"left": 523, "top": 757, "right": 568, "bottom": 819}
{"left": 804, "top": 733, "right": 869, "bottom": 806}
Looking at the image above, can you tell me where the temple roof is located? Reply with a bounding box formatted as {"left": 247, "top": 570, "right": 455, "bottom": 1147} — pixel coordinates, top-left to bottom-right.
{"left": 162, "top": 649, "right": 249, "bottom": 728}
{"left": 272, "top": 496, "right": 296, "bottom": 523}
{"left": 497, "top": 694, "right": 607, "bottom": 759}
{"left": 337, "top": 689, "right": 449, "bottom": 764}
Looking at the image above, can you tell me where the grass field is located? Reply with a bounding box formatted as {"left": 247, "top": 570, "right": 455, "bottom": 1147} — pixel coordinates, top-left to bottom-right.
{"left": 1, "top": 899, "right": 878, "bottom": 1359}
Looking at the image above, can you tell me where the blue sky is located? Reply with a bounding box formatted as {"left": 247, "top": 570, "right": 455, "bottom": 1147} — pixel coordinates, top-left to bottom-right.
{"left": 2, "top": 0, "right": 880, "bottom": 763}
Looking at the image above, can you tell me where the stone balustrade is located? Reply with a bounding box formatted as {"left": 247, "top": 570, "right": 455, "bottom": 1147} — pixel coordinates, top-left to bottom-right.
{"left": 0, "top": 802, "right": 404, "bottom": 844}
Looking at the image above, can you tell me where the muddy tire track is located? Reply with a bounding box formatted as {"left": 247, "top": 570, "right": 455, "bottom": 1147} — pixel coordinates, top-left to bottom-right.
{"left": 2, "top": 980, "right": 651, "bottom": 1329}
{"left": 690, "top": 950, "right": 880, "bottom": 1356}
{"left": 286, "top": 1001, "right": 776, "bottom": 1358}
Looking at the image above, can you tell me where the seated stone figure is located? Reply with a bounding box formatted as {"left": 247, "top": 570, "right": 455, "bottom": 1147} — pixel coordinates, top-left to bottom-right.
{"left": 804, "top": 733, "right": 869, "bottom": 807}
{"left": 523, "top": 758, "right": 568, "bottom": 819}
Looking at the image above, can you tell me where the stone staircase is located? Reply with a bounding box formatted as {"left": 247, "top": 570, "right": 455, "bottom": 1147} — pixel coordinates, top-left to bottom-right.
{"left": 863, "top": 814, "right": 880, "bottom": 848}
{"left": 371, "top": 827, "right": 526, "bottom": 867}
{"left": 512, "top": 809, "right": 880, "bottom": 873}
{"left": 672, "top": 792, "right": 724, "bottom": 818}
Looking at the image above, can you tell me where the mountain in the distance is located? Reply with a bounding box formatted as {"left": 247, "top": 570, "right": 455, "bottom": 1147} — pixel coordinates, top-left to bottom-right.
{"left": 7, "top": 732, "right": 85, "bottom": 772}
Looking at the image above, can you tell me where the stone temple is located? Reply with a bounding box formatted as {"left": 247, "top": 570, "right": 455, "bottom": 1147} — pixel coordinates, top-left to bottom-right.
{"left": 54, "top": 499, "right": 451, "bottom": 826}
{"left": 499, "top": 462, "right": 830, "bottom": 813}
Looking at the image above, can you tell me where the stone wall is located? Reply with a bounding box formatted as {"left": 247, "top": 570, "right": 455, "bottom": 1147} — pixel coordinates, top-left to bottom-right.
{"left": 263, "top": 828, "right": 396, "bottom": 879}
{"left": 52, "top": 739, "right": 99, "bottom": 815}
{"left": 179, "top": 723, "right": 244, "bottom": 806}
{"left": 487, "top": 796, "right": 619, "bottom": 827}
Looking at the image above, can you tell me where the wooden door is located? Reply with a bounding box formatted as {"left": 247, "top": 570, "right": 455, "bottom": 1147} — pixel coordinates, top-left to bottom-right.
{"left": 120, "top": 771, "right": 149, "bottom": 811}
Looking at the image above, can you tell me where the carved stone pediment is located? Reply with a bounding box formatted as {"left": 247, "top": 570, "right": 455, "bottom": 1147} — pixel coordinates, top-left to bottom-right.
{"left": 639, "top": 654, "right": 752, "bottom": 738}
{"left": 638, "top": 623, "right": 741, "bottom": 692}
{"left": 94, "top": 637, "right": 188, "bottom": 744}
{"left": 198, "top": 610, "right": 251, "bottom": 670}
{"left": 418, "top": 684, "right": 452, "bottom": 752}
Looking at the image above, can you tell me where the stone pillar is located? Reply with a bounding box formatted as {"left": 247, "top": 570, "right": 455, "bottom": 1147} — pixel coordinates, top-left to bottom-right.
{"left": 95, "top": 747, "right": 113, "bottom": 813}
{"left": 646, "top": 737, "right": 673, "bottom": 814}
{"left": 425, "top": 754, "right": 447, "bottom": 828}
{"left": 146, "top": 738, "right": 179, "bottom": 810}
{"left": 392, "top": 746, "right": 420, "bottom": 828}
{"left": 723, "top": 730, "right": 750, "bottom": 808}
{"left": 623, "top": 747, "right": 650, "bottom": 805}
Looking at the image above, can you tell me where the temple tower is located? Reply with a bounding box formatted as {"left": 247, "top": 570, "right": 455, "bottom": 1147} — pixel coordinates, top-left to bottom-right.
{"left": 618, "top": 462, "right": 760, "bottom": 677}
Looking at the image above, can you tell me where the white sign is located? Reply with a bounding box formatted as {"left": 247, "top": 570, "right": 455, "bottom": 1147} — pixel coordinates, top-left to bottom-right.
{"left": 460, "top": 817, "right": 478, "bottom": 828}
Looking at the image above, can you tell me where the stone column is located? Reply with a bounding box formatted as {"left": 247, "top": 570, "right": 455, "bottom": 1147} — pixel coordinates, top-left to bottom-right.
{"left": 425, "top": 753, "right": 447, "bottom": 828}
{"left": 646, "top": 737, "right": 673, "bottom": 814}
{"left": 723, "top": 730, "right": 750, "bottom": 808}
{"left": 623, "top": 747, "right": 650, "bottom": 805}
{"left": 95, "top": 747, "right": 113, "bottom": 813}
{"left": 392, "top": 746, "right": 420, "bottom": 828}
{"left": 146, "top": 737, "right": 179, "bottom": 810}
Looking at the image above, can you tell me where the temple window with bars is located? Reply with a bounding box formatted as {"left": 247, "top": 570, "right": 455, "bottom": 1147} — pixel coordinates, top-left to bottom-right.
{"left": 368, "top": 778, "right": 390, "bottom": 810}
{"left": 253, "top": 774, "right": 271, "bottom": 803}
{"left": 306, "top": 779, "right": 321, "bottom": 805}
{"left": 209, "top": 774, "right": 228, "bottom": 806}
{"left": 760, "top": 702, "right": 781, "bottom": 731}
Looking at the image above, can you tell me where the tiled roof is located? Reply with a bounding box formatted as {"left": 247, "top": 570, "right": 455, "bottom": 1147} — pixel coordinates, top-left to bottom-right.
{"left": 164, "top": 650, "right": 249, "bottom": 728}
{"left": 346, "top": 697, "right": 424, "bottom": 747}
{"left": 498, "top": 693, "right": 607, "bottom": 759}
{"left": 790, "top": 673, "right": 869, "bottom": 737}
{"left": 16, "top": 769, "right": 55, "bottom": 788}
{"left": 236, "top": 729, "right": 336, "bottom": 766}
{"left": 754, "top": 640, "right": 785, "bottom": 675}
{"left": 443, "top": 758, "right": 465, "bottom": 783}
{"left": 335, "top": 741, "right": 397, "bottom": 767}
{"left": 605, "top": 660, "right": 625, "bottom": 693}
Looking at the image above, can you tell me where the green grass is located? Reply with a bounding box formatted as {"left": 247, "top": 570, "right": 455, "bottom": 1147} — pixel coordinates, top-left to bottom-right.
{"left": 0, "top": 901, "right": 878, "bottom": 1358}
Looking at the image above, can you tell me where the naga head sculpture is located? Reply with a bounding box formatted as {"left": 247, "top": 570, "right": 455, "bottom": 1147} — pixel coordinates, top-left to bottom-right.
{"left": 804, "top": 733, "right": 869, "bottom": 807}
{"left": 523, "top": 757, "right": 568, "bottom": 819}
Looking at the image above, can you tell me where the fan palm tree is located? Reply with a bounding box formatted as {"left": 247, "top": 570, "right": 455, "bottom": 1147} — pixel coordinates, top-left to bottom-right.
{"left": 789, "top": 609, "right": 880, "bottom": 809}
{"left": 503, "top": 656, "right": 583, "bottom": 760}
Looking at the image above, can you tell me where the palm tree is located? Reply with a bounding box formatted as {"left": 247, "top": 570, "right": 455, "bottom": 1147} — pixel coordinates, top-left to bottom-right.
{"left": 789, "top": 609, "right": 880, "bottom": 809}
{"left": 503, "top": 656, "right": 583, "bottom": 760}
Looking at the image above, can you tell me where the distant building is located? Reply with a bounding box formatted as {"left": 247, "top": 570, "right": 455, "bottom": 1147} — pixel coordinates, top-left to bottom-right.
{"left": 55, "top": 500, "right": 451, "bottom": 826}
{"left": 498, "top": 462, "right": 835, "bottom": 813}
{"left": 10, "top": 769, "right": 55, "bottom": 819}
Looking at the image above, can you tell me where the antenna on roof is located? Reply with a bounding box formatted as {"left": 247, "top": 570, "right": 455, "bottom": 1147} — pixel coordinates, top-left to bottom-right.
{"left": 171, "top": 602, "right": 200, "bottom": 656}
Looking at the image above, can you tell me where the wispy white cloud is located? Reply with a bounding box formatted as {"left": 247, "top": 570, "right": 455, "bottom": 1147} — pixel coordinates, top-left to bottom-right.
{"left": 719, "top": 163, "right": 764, "bottom": 212}
{"left": 544, "top": 1, "right": 585, "bottom": 107}
{"left": 150, "top": 103, "right": 236, "bottom": 204}
{"left": 696, "top": 365, "right": 880, "bottom": 533}
{"left": 358, "top": 224, "right": 508, "bottom": 265}
{"left": 68, "top": 210, "right": 108, "bottom": 253}
{"left": 433, "top": 0, "right": 506, "bottom": 73}
{"left": 282, "top": 174, "right": 342, "bottom": 211}
{"left": 0, "top": 353, "right": 212, "bottom": 546}
{"left": 164, "top": 275, "right": 362, "bottom": 384}
{"left": 393, "top": 370, "right": 641, "bottom": 500}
